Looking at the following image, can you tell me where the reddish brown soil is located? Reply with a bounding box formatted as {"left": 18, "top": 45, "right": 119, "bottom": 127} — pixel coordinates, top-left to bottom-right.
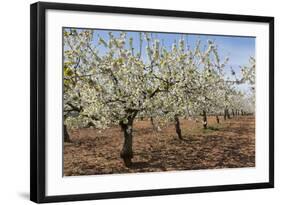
{"left": 64, "top": 116, "right": 255, "bottom": 176}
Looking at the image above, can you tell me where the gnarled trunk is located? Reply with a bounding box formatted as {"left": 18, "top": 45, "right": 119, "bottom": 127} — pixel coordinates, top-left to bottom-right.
{"left": 216, "top": 115, "right": 220, "bottom": 124}
{"left": 203, "top": 110, "right": 207, "bottom": 129}
{"left": 227, "top": 109, "right": 231, "bottom": 119}
{"left": 224, "top": 108, "right": 231, "bottom": 119}
{"left": 64, "top": 124, "right": 71, "bottom": 142}
{"left": 119, "top": 111, "right": 138, "bottom": 167}
{"left": 120, "top": 121, "right": 133, "bottom": 167}
{"left": 174, "top": 115, "right": 183, "bottom": 140}
{"left": 150, "top": 117, "right": 157, "bottom": 131}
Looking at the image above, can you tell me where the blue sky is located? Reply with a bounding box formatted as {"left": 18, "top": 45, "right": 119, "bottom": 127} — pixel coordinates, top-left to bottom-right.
{"left": 90, "top": 29, "right": 254, "bottom": 74}
{"left": 65, "top": 28, "right": 255, "bottom": 93}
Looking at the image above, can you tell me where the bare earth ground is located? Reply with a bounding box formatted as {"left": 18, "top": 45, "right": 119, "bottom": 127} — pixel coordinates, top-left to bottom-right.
{"left": 64, "top": 116, "right": 255, "bottom": 176}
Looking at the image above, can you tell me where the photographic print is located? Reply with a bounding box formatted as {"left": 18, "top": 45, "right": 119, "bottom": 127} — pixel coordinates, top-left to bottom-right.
{"left": 63, "top": 28, "right": 256, "bottom": 176}
{"left": 30, "top": 2, "right": 273, "bottom": 202}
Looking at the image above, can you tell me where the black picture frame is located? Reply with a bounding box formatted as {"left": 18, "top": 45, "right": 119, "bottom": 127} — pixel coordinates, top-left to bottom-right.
{"left": 30, "top": 1, "right": 274, "bottom": 203}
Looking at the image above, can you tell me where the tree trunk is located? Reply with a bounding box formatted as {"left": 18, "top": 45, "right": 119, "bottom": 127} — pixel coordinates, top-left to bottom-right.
{"left": 203, "top": 110, "right": 207, "bottom": 129}
{"left": 216, "top": 115, "right": 220, "bottom": 124}
{"left": 241, "top": 109, "right": 244, "bottom": 116}
{"left": 120, "top": 119, "right": 134, "bottom": 167}
{"left": 150, "top": 117, "right": 157, "bottom": 131}
{"left": 64, "top": 124, "right": 71, "bottom": 142}
{"left": 232, "top": 109, "right": 235, "bottom": 117}
{"left": 224, "top": 108, "right": 227, "bottom": 120}
{"left": 174, "top": 115, "right": 183, "bottom": 140}
{"left": 227, "top": 109, "right": 231, "bottom": 119}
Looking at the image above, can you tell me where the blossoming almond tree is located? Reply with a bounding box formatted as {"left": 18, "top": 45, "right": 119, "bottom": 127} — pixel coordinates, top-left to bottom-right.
{"left": 64, "top": 30, "right": 176, "bottom": 166}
